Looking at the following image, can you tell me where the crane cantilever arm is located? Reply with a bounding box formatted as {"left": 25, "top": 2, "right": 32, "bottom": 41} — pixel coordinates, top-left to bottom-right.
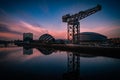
{"left": 77, "top": 4, "right": 102, "bottom": 20}
{"left": 62, "top": 4, "right": 102, "bottom": 22}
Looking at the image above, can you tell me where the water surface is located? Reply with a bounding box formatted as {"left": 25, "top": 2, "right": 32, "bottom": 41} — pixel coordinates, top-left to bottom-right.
{"left": 0, "top": 47, "right": 120, "bottom": 80}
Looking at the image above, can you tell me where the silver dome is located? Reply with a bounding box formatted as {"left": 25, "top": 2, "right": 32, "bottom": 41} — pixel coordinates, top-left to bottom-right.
{"left": 79, "top": 32, "right": 107, "bottom": 41}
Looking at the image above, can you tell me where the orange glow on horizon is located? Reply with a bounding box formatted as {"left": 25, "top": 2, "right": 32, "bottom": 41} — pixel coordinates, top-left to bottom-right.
{"left": 0, "top": 32, "right": 22, "bottom": 40}
{"left": 48, "top": 30, "right": 66, "bottom": 39}
{"left": 0, "top": 20, "right": 120, "bottom": 40}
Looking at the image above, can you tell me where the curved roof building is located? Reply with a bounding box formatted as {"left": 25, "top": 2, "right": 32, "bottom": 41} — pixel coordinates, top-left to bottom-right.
{"left": 79, "top": 32, "right": 107, "bottom": 41}
{"left": 39, "top": 34, "right": 55, "bottom": 43}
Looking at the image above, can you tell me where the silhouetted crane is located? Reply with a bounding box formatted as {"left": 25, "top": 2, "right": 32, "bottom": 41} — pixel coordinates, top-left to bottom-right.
{"left": 62, "top": 4, "right": 102, "bottom": 44}
{"left": 62, "top": 5, "right": 102, "bottom": 80}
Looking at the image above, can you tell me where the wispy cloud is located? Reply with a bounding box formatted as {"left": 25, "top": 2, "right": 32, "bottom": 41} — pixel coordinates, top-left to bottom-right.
{"left": 0, "top": 19, "right": 120, "bottom": 40}
{"left": 0, "top": 9, "right": 119, "bottom": 40}
{"left": 0, "top": 20, "right": 48, "bottom": 40}
{"left": 0, "top": 32, "right": 21, "bottom": 40}
{"left": 0, "top": 9, "right": 47, "bottom": 40}
{"left": 48, "top": 30, "right": 66, "bottom": 39}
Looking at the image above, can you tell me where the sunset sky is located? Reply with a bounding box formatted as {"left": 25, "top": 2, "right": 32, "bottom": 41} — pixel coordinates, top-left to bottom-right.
{"left": 0, "top": 0, "right": 120, "bottom": 40}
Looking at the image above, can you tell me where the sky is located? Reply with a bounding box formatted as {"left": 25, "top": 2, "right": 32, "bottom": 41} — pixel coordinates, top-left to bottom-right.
{"left": 0, "top": 0, "right": 120, "bottom": 40}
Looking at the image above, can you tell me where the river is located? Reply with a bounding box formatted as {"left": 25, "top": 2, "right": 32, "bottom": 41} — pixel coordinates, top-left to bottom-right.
{"left": 0, "top": 47, "right": 120, "bottom": 80}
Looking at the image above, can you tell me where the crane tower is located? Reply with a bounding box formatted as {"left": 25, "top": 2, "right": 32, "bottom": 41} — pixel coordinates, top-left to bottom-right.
{"left": 62, "top": 4, "right": 101, "bottom": 44}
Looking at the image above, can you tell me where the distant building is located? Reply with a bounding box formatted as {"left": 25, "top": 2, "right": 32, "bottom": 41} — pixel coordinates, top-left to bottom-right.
{"left": 108, "top": 38, "right": 120, "bottom": 47}
{"left": 23, "top": 33, "right": 33, "bottom": 42}
{"left": 75, "top": 32, "right": 107, "bottom": 45}
{"left": 55, "top": 39, "right": 70, "bottom": 44}
{"left": 109, "top": 38, "right": 120, "bottom": 44}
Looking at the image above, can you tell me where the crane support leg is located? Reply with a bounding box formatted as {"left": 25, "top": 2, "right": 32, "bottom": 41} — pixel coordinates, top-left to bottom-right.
{"left": 67, "top": 22, "right": 80, "bottom": 44}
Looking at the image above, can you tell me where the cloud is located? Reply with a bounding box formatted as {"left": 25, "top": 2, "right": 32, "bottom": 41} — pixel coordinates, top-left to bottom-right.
{"left": 0, "top": 32, "right": 22, "bottom": 40}
{"left": 0, "top": 18, "right": 120, "bottom": 40}
{"left": 0, "top": 23, "right": 22, "bottom": 35}
{"left": 0, "top": 9, "right": 119, "bottom": 40}
{"left": 48, "top": 30, "right": 66, "bottom": 39}
{"left": 0, "top": 20, "right": 48, "bottom": 40}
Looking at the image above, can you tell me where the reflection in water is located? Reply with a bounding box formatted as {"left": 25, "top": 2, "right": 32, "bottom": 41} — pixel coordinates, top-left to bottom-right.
{"left": 80, "top": 53, "right": 97, "bottom": 58}
{"left": 23, "top": 46, "right": 81, "bottom": 79}
{"left": 11, "top": 47, "right": 81, "bottom": 80}
{"left": 63, "top": 52, "right": 80, "bottom": 80}
{"left": 23, "top": 47, "right": 33, "bottom": 55}
{"left": 37, "top": 47, "right": 54, "bottom": 55}
{"left": 21, "top": 47, "right": 120, "bottom": 80}
{"left": 1, "top": 47, "right": 120, "bottom": 80}
{"left": 23, "top": 46, "right": 55, "bottom": 55}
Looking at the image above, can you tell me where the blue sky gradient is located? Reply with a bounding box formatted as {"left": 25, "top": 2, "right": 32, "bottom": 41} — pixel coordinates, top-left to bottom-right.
{"left": 0, "top": 0, "right": 120, "bottom": 40}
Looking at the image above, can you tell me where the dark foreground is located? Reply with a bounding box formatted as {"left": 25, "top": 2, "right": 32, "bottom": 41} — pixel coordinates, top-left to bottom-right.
{"left": 0, "top": 45, "right": 120, "bottom": 80}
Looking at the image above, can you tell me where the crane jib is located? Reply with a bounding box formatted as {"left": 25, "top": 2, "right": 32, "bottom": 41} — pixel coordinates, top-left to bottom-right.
{"left": 62, "top": 4, "right": 102, "bottom": 22}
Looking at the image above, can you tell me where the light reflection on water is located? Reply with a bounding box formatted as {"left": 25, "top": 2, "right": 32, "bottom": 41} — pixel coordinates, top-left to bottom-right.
{"left": 0, "top": 47, "right": 120, "bottom": 80}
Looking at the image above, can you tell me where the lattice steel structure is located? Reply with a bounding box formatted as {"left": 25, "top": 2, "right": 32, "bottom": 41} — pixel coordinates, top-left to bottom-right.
{"left": 62, "top": 4, "right": 101, "bottom": 44}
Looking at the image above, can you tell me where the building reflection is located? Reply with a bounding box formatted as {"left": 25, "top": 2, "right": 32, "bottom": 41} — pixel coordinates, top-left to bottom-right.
{"left": 23, "top": 46, "right": 54, "bottom": 55}
{"left": 63, "top": 52, "right": 80, "bottom": 80}
{"left": 23, "top": 46, "right": 80, "bottom": 80}
{"left": 23, "top": 46, "right": 33, "bottom": 55}
{"left": 37, "top": 47, "right": 54, "bottom": 55}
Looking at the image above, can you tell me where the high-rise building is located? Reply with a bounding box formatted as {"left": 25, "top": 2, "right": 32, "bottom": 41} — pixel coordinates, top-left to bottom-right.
{"left": 23, "top": 33, "right": 33, "bottom": 42}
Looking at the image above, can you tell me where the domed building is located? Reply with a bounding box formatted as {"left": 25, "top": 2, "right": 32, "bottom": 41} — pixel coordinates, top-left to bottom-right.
{"left": 39, "top": 34, "right": 55, "bottom": 43}
{"left": 76, "top": 32, "right": 107, "bottom": 45}
{"left": 80, "top": 32, "right": 107, "bottom": 41}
